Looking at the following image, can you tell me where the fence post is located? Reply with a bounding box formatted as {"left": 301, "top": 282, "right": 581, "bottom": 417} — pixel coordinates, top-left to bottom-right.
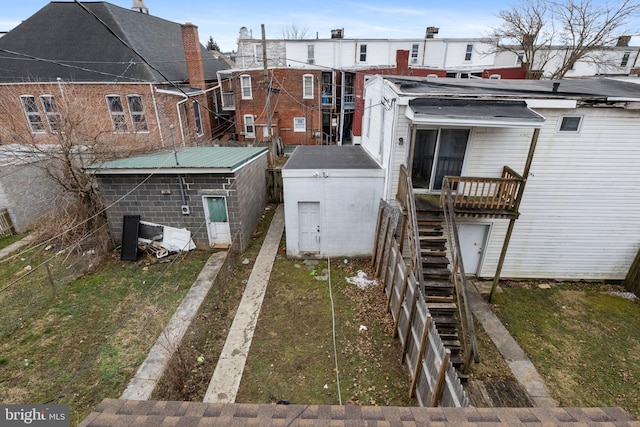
{"left": 409, "top": 314, "right": 431, "bottom": 398}
{"left": 375, "top": 216, "right": 391, "bottom": 278}
{"left": 386, "top": 246, "right": 399, "bottom": 313}
{"left": 431, "top": 349, "right": 451, "bottom": 407}
{"left": 393, "top": 268, "right": 410, "bottom": 338}
{"left": 402, "top": 281, "right": 420, "bottom": 362}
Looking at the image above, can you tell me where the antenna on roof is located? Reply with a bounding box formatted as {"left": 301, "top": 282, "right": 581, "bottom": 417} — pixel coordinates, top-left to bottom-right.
{"left": 131, "top": 0, "right": 149, "bottom": 14}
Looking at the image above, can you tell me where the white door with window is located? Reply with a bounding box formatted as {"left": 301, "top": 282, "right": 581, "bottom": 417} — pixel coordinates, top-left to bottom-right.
{"left": 411, "top": 128, "right": 470, "bottom": 191}
{"left": 298, "top": 202, "right": 320, "bottom": 253}
{"left": 203, "top": 196, "right": 231, "bottom": 247}
{"left": 458, "top": 223, "right": 490, "bottom": 276}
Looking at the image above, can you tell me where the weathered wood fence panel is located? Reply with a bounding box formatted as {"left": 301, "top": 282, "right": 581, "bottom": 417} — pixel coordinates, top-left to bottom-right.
{"left": 266, "top": 169, "right": 283, "bottom": 204}
{"left": 0, "top": 208, "right": 15, "bottom": 237}
{"left": 624, "top": 246, "right": 640, "bottom": 296}
{"left": 374, "top": 203, "right": 469, "bottom": 407}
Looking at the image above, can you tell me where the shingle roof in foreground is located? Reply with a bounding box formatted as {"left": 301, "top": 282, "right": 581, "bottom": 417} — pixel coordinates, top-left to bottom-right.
{"left": 87, "top": 147, "right": 268, "bottom": 173}
{"left": 80, "top": 399, "right": 640, "bottom": 427}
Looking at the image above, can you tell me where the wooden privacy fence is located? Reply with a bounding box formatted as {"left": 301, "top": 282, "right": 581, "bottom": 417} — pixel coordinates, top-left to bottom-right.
{"left": 373, "top": 201, "right": 469, "bottom": 407}
{"left": 624, "top": 246, "right": 640, "bottom": 296}
{"left": 0, "top": 208, "right": 15, "bottom": 237}
{"left": 266, "top": 168, "right": 283, "bottom": 203}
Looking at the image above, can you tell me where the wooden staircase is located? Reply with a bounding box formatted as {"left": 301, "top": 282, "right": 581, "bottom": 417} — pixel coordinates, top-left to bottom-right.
{"left": 417, "top": 212, "right": 465, "bottom": 374}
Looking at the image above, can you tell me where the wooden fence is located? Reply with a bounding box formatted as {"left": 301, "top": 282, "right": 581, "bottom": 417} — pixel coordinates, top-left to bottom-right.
{"left": 266, "top": 168, "right": 283, "bottom": 204}
{"left": 624, "top": 246, "right": 640, "bottom": 296}
{"left": 0, "top": 208, "right": 15, "bottom": 237}
{"left": 373, "top": 201, "right": 469, "bottom": 407}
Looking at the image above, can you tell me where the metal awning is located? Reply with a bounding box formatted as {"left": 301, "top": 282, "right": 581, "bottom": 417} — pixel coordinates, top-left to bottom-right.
{"left": 406, "top": 98, "right": 545, "bottom": 128}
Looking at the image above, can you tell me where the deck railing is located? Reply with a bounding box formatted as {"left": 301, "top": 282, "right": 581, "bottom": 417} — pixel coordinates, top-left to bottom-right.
{"left": 441, "top": 178, "right": 480, "bottom": 373}
{"left": 398, "top": 165, "right": 425, "bottom": 289}
{"left": 445, "top": 166, "right": 523, "bottom": 213}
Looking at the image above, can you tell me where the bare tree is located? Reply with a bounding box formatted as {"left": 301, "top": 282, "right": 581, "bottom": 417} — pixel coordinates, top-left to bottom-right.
{"left": 491, "top": 0, "right": 640, "bottom": 78}
{"left": 281, "top": 24, "right": 310, "bottom": 40}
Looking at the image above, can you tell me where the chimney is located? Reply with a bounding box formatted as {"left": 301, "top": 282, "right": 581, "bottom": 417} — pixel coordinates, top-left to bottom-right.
{"left": 617, "top": 35, "right": 631, "bottom": 47}
{"left": 181, "top": 22, "right": 205, "bottom": 89}
{"left": 131, "top": 0, "right": 148, "bottom": 14}
{"left": 426, "top": 27, "right": 439, "bottom": 39}
{"left": 396, "top": 50, "right": 409, "bottom": 75}
{"left": 331, "top": 28, "right": 344, "bottom": 39}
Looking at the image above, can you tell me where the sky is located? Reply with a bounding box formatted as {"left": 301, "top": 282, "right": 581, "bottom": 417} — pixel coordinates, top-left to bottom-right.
{"left": 1, "top": 0, "right": 509, "bottom": 52}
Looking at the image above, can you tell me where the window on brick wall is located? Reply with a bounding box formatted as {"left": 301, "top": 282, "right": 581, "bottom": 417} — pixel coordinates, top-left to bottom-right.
{"left": 20, "top": 95, "right": 45, "bottom": 133}
{"left": 244, "top": 114, "right": 255, "bottom": 137}
{"left": 293, "top": 117, "right": 306, "bottom": 132}
{"left": 241, "top": 75, "right": 252, "bottom": 99}
{"left": 39, "top": 95, "right": 61, "bottom": 133}
{"left": 303, "top": 74, "right": 314, "bottom": 99}
{"left": 106, "top": 95, "right": 128, "bottom": 132}
{"left": 193, "top": 100, "right": 203, "bottom": 136}
{"left": 127, "top": 95, "right": 148, "bottom": 132}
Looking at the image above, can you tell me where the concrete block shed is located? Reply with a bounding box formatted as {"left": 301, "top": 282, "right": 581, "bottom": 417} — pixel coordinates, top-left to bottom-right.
{"left": 282, "top": 145, "right": 384, "bottom": 258}
{"left": 87, "top": 146, "right": 268, "bottom": 252}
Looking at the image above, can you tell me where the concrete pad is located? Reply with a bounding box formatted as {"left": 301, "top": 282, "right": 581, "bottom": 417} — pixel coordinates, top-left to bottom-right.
{"left": 0, "top": 234, "right": 35, "bottom": 260}
{"left": 203, "top": 205, "right": 285, "bottom": 403}
{"left": 120, "top": 251, "right": 227, "bottom": 400}
{"left": 468, "top": 286, "right": 558, "bottom": 407}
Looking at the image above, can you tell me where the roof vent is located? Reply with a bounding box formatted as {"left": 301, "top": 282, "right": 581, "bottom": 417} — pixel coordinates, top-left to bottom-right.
{"left": 331, "top": 28, "right": 344, "bottom": 39}
{"left": 426, "top": 27, "right": 439, "bottom": 39}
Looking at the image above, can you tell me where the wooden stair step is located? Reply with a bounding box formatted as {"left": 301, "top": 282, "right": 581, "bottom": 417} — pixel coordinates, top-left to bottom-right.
{"left": 425, "top": 295, "right": 455, "bottom": 303}
{"left": 438, "top": 332, "right": 460, "bottom": 341}
{"left": 422, "top": 256, "right": 449, "bottom": 267}
{"left": 423, "top": 268, "right": 450, "bottom": 280}
{"left": 431, "top": 315, "right": 458, "bottom": 326}
{"left": 426, "top": 302, "right": 458, "bottom": 311}
{"left": 418, "top": 228, "right": 444, "bottom": 236}
{"left": 441, "top": 339, "right": 462, "bottom": 349}
{"left": 420, "top": 248, "right": 447, "bottom": 257}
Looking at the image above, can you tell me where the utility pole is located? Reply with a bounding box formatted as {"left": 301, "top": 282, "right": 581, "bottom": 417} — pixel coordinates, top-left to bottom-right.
{"left": 262, "top": 24, "right": 275, "bottom": 167}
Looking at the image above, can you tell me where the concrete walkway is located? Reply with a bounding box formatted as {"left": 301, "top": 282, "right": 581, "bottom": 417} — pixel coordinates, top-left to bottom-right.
{"left": 203, "top": 204, "right": 285, "bottom": 403}
{"left": 468, "top": 284, "right": 558, "bottom": 407}
{"left": 0, "top": 234, "right": 35, "bottom": 260}
{"left": 121, "top": 250, "right": 227, "bottom": 400}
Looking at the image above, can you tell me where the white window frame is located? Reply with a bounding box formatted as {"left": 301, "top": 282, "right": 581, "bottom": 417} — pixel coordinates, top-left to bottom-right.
{"left": 307, "top": 44, "right": 315, "bottom": 64}
{"left": 293, "top": 117, "right": 306, "bottom": 133}
{"left": 254, "top": 44, "right": 263, "bottom": 63}
{"left": 244, "top": 114, "right": 255, "bottom": 138}
{"left": 126, "top": 94, "right": 148, "bottom": 133}
{"left": 193, "top": 100, "right": 203, "bottom": 136}
{"left": 558, "top": 115, "right": 583, "bottom": 133}
{"left": 240, "top": 75, "right": 252, "bottom": 99}
{"left": 20, "top": 95, "right": 45, "bottom": 133}
{"left": 464, "top": 44, "right": 473, "bottom": 61}
{"left": 359, "top": 44, "right": 367, "bottom": 62}
{"left": 411, "top": 43, "right": 419, "bottom": 64}
{"left": 106, "top": 94, "right": 128, "bottom": 132}
{"left": 303, "top": 74, "right": 314, "bottom": 99}
{"left": 39, "top": 94, "right": 61, "bottom": 133}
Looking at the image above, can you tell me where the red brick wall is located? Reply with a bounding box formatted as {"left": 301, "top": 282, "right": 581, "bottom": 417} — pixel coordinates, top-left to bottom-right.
{"left": 232, "top": 68, "right": 324, "bottom": 146}
{"left": 181, "top": 23, "right": 205, "bottom": 90}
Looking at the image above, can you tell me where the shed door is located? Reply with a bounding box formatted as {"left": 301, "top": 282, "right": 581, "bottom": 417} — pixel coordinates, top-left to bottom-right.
{"left": 458, "top": 223, "right": 490, "bottom": 276}
{"left": 298, "top": 202, "right": 320, "bottom": 253}
{"left": 203, "top": 196, "right": 231, "bottom": 247}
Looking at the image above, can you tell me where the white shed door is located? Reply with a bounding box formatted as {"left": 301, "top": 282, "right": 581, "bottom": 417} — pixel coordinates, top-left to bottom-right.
{"left": 458, "top": 223, "right": 489, "bottom": 275}
{"left": 298, "top": 202, "right": 320, "bottom": 253}
{"left": 203, "top": 196, "right": 231, "bottom": 247}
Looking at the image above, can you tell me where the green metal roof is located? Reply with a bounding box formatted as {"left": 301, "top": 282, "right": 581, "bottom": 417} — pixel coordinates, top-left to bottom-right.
{"left": 88, "top": 147, "right": 268, "bottom": 173}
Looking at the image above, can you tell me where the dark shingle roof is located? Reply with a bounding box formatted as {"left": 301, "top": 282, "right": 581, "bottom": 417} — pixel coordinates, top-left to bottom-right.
{"left": 284, "top": 145, "right": 381, "bottom": 170}
{"left": 0, "top": 1, "right": 228, "bottom": 83}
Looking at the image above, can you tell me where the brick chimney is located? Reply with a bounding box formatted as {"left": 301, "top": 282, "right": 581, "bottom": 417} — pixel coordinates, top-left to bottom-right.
{"left": 617, "top": 35, "right": 632, "bottom": 47}
{"left": 396, "top": 50, "right": 410, "bottom": 75}
{"left": 181, "top": 22, "right": 205, "bottom": 89}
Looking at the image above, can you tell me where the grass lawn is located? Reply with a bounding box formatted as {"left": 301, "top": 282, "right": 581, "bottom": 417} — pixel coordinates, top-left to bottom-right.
{"left": 0, "top": 232, "right": 28, "bottom": 250}
{"left": 0, "top": 245, "right": 212, "bottom": 426}
{"left": 491, "top": 282, "right": 640, "bottom": 418}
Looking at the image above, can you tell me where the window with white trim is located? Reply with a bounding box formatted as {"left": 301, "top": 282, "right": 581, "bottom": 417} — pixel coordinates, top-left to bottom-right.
{"left": 411, "top": 43, "right": 419, "bottom": 64}
{"left": 303, "top": 74, "right": 314, "bottom": 99}
{"left": 20, "top": 95, "right": 45, "bottom": 133}
{"left": 293, "top": 117, "right": 306, "bottom": 132}
{"left": 244, "top": 114, "right": 255, "bottom": 137}
{"left": 240, "top": 75, "right": 252, "bottom": 99}
{"left": 127, "top": 95, "right": 148, "bottom": 132}
{"left": 39, "top": 95, "right": 61, "bottom": 133}
{"left": 559, "top": 116, "right": 582, "bottom": 132}
{"left": 464, "top": 44, "right": 473, "bottom": 61}
{"left": 106, "top": 95, "right": 128, "bottom": 132}
{"left": 359, "top": 44, "right": 367, "bottom": 62}
{"left": 307, "top": 45, "right": 315, "bottom": 64}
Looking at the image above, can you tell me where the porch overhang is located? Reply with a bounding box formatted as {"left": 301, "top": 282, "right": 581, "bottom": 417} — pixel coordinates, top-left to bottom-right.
{"left": 406, "top": 98, "right": 545, "bottom": 128}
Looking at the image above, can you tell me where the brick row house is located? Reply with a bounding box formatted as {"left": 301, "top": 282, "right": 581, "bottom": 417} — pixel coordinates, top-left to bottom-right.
{"left": 0, "top": 1, "right": 229, "bottom": 153}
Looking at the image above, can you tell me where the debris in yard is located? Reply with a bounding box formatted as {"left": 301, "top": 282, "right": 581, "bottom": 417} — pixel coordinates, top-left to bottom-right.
{"left": 344, "top": 259, "right": 348, "bottom": 264}
{"left": 242, "top": 258, "right": 250, "bottom": 265}
{"left": 346, "top": 270, "right": 378, "bottom": 290}
{"left": 607, "top": 291, "right": 637, "bottom": 301}
{"left": 310, "top": 269, "right": 317, "bottom": 276}
{"left": 359, "top": 325, "right": 368, "bottom": 332}
{"left": 23, "top": 265, "right": 32, "bottom": 271}
{"left": 294, "top": 264, "right": 301, "bottom": 268}
{"left": 303, "top": 259, "right": 319, "bottom": 269}
{"left": 197, "top": 356, "right": 204, "bottom": 363}
{"left": 323, "top": 384, "right": 328, "bottom": 389}
{"left": 538, "top": 283, "right": 552, "bottom": 289}
{"left": 314, "top": 268, "right": 329, "bottom": 281}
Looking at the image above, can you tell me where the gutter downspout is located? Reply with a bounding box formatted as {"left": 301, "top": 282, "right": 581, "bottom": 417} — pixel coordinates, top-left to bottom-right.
{"left": 489, "top": 127, "right": 540, "bottom": 302}
{"left": 150, "top": 83, "right": 165, "bottom": 148}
